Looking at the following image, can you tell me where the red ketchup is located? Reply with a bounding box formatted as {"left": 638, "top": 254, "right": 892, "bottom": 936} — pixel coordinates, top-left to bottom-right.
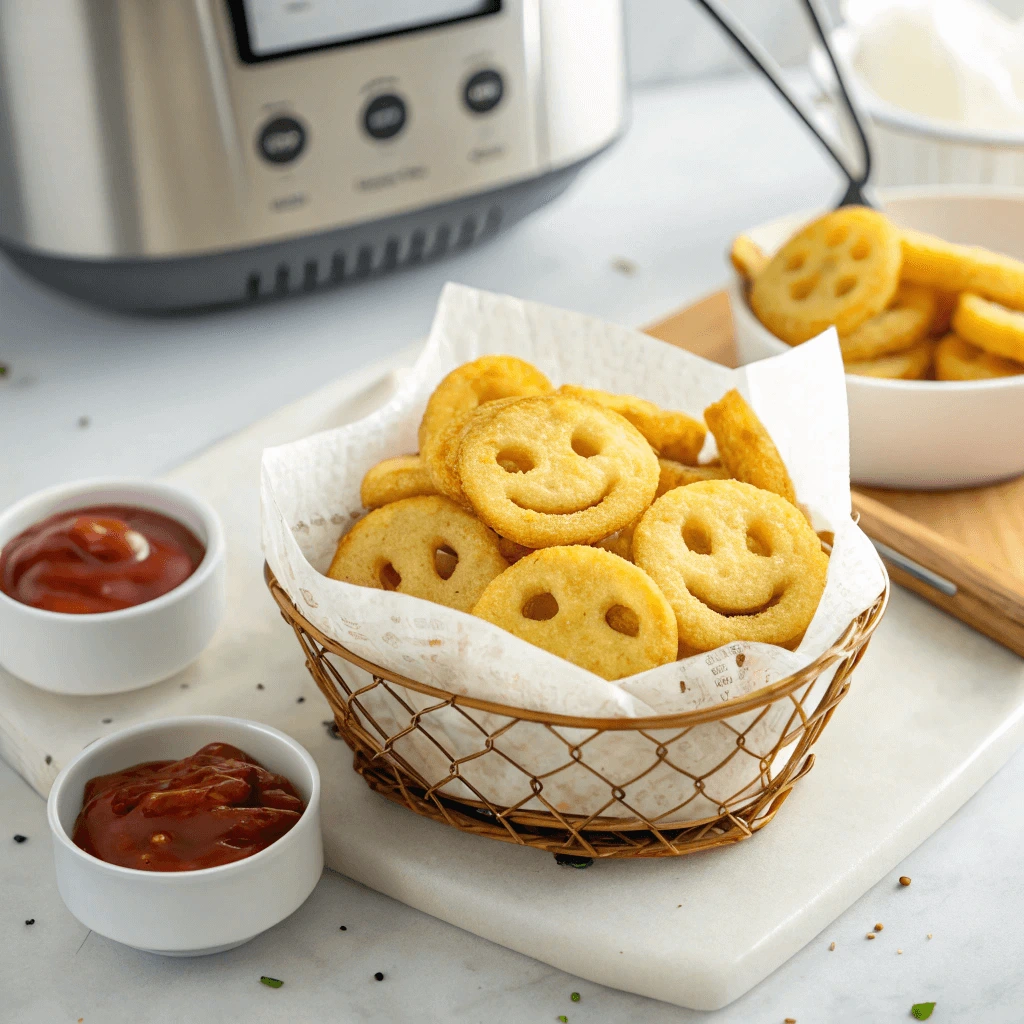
{"left": 72, "top": 743, "right": 305, "bottom": 871}
{"left": 0, "top": 505, "right": 204, "bottom": 614}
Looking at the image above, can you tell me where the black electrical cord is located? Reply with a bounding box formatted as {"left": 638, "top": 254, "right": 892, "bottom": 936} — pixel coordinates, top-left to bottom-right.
{"left": 690, "top": 0, "right": 874, "bottom": 206}
{"left": 799, "top": 0, "right": 874, "bottom": 196}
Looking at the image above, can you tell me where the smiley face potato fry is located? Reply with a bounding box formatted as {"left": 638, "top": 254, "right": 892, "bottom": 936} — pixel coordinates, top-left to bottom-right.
{"left": 750, "top": 207, "right": 902, "bottom": 345}
{"left": 633, "top": 480, "right": 829, "bottom": 653}
{"left": 557, "top": 384, "right": 707, "bottom": 465}
{"left": 458, "top": 394, "right": 660, "bottom": 548}
{"left": 703, "top": 389, "right": 796, "bottom": 504}
{"left": 419, "top": 356, "right": 553, "bottom": 500}
{"left": 472, "top": 546, "right": 678, "bottom": 680}
{"left": 327, "top": 495, "right": 508, "bottom": 612}
{"left": 843, "top": 340, "right": 935, "bottom": 380}
{"left": 952, "top": 293, "right": 1024, "bottom": 364}
{"left": 360, "top": 454, "right": 437, "bottom": 509}
{"left": 935, "top": 333, "right": 1024, "bottom": 381}
{"left": 839, "top": 282, "right": 936, "bottom": 363}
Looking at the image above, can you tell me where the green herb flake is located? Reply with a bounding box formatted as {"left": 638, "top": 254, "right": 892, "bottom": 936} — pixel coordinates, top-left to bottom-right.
{"left": 260, "top": 976, "right": 284, "bottom": 989}
{"left": 570, "top": 993, "right": 580, "bottom": 1002}
{"left": 557, "top": 1017, "right": 568, "bottom": 1023}
{"left": 911, "top": 1002, "right": 936, "bottom": 1020}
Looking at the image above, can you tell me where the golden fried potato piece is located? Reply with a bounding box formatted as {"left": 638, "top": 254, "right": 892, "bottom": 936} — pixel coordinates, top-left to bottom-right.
{"left": 497, "top": 536, "right": 534, "bottom": 564}
{"left": 594, "top": 519, "right": 639, "bottom": 562}
{"left": 839, "top": 282, "right": 936, "bottom": 362}
{"left": 656, "top": 458, "right": 731, "bottom": 497}
{"left": 901, "top": 229, "right": 1024, "bottom": 311}
{"left": 557, "top": 384, "right": 706, "bottom": 465}
{"left": 472, "top": 546, "right": 678, "bottom": 679}
{"left": 750, "top": 207, "right": 902, "bottom": 345}
{"left": 419, "top": 356, "right": 552, "bottom": 499}
{"left": 458, "top": 394, "right": 659, "bottom": 548}
{"left": 327, "top": 496, "right": 507, "bottom": 612}
{"left": 952, "top": 293, "right": 1024, "bottom": 363}
{"left": 730, "top": 234, "right": 770, "bottom": 283}
{"left": 934, "top": 333, "right": 1024, "bottom": 381}
{"left": 633, "top": 480, "right": 828, "bottom": 653}
{"left": 843, "top": 340, "right": 935, "bottom": 380}
{"left": 360, "top": 454, "right": 436, "bottom": 509}
{"left": 703, "top": 389, "right": 796, "bottom": 504}
{"left": 423, "top": 397, "right": 522, "bottom": 507}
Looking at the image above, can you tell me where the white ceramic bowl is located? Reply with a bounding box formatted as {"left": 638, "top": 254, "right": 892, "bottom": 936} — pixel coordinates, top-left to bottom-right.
{"left": 730, "top": 188, "right": 1024, "bottom": 489}
{"left": 47, "top": 716, "right": 323, "bottom": 956}
{"left": 810, "top": 29, "right": 1024, "bottom": 188}
{"left": 0, "top": 478, "right": 226, "bottom": 694}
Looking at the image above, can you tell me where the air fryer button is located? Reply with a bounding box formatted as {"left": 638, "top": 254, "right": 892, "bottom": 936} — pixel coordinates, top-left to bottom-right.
{"left": 363, "top": 95, "right": 407, "bottom": 140}
{"left": 464, "top": 70, "right": 503, "bottom": 114}
{"left": 258, "top": 116, "right": 307, "bottom": 164}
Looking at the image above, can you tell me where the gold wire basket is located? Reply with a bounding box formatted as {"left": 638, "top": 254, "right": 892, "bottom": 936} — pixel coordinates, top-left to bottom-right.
{"left": 267, "top": 564, "right": 888, "bottom": 860}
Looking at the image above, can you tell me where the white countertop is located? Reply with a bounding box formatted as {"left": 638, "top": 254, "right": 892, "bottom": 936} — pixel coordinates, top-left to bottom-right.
{"left": 2, "top": 72, "right": 1022, "bottom": 1023}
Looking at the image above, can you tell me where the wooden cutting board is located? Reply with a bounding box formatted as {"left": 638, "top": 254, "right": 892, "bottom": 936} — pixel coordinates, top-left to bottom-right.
{"left": 647, "top": 291, "right": 1024, "bottom": 657}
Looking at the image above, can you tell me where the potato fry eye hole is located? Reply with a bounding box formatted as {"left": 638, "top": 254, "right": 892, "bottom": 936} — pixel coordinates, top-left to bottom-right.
{"left": 825, "top": 225, "right": 850, "bottom": 247}
{"left": 433, "top": 544, "right": 459, "bottom": 580}
{"left": 681, "top": 521, "right": 713, "bottom": 555}
{"left": 378, "top": 562, "right": 401, "bottom": 590}
{"left": 789, "top": 275, "right": 818, "bottom": 301}
{"left": 570, "top": 431, "right": 602, "bottom": 458}
{"left": 745, "top": 523, "right": 772, "bottom": 557}
{"left": 496, "top": 448, "right": 534, "bottom": 474}
{"left": 605, "top": 604, "right": 640, "bottom": 637}
{"left": 850, "top": 238, "right": 871, "bottom": 260}
{"left": 785, "top": 252, "right": 807, "bottom": 272}
{"left": 834, "top": 275, "right": 858, "bottom": 298}
{"left": 521, "top": 592, "right": 559, "bottom": 621}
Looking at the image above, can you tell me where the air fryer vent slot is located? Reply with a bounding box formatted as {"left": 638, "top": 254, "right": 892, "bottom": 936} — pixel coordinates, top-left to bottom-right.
{"left": 241, "top": 203, "right": 507, "bottom": 302}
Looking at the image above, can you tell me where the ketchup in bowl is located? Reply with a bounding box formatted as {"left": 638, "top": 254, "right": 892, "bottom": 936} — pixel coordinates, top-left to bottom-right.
{"left": 72, "top": 743, "right": 306, "bottom": 872}
{"left": 0, "top": 505, "right": 205, "bottom": 614}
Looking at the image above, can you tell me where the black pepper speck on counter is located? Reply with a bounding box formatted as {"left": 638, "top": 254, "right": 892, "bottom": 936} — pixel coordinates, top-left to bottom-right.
{"left": 13, "top": 835, "right": 27, "bottom": 843}
{"left": 374, "top": 972, "right": 384, "bottom": 982}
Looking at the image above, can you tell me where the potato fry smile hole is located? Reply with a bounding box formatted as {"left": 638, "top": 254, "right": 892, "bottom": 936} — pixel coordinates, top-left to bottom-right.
{"left": 521, "top": 592, "right": 559, "bottom": 621}
{"left": 745, "top": 524, "right": 773, "bottom": 557}
{"left": 496, "top": 448, "right": 534, "bottom": 473}
{"left": 605, "top": 604, "right": 640, "bottom": 637}
{"left": 785, "top": 252, "right": 807, "bottom": 272}
{"left": 378, "top": 562, "right": 401, "bottom": 590}
{"left": 681, "top": 521, "right": 713, "bottom": 555}
{"left": 697, "top": 590, "right": 784, "bottom": 618}
{"left": 570, "top": 432, "right": 602, "bottom": 459}
{"left": 433, "top": 544, "right": 459, "bottom": 580}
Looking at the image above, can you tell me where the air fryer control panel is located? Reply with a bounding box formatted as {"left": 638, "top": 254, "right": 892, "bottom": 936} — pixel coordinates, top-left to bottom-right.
{"left": 216, "top": 0, "right": 542, "bottom": 247}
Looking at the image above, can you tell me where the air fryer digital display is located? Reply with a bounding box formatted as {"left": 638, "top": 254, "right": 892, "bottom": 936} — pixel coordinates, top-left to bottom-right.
{"left": 229, "top": 0, "right": 501, "bottom": 61}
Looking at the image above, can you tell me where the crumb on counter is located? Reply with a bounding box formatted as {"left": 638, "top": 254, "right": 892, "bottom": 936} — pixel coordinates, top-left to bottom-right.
{"left": 899, "top": 876, "right": 912, "bottom": 886}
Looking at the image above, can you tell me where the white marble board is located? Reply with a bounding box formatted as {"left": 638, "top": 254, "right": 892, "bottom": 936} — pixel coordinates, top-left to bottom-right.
{"left": 1, "top": 341, "right": 1022, "bottom": 1011}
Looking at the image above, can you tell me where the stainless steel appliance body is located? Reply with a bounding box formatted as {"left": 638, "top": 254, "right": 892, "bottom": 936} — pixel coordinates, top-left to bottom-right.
{"left": 0, "top": 0, "right": 626, "bottom": 311}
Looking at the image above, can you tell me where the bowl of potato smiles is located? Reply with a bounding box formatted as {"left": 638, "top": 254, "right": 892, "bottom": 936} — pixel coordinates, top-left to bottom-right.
{"left": 728, "top": 188, "right": 1024, "bottom": 489}
{"left": 326, "top": 355, "right": 831, "bottom": 681}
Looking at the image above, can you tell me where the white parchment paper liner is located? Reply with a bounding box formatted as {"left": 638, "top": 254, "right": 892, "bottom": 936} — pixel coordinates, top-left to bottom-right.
{"left": 262, "top": 284, "right": 886, "bottom": 822}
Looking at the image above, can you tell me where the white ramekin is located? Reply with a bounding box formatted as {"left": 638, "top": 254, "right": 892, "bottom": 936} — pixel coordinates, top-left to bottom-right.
{"left": 0, "top": 478, "right": 226, "bottom": 694}
{"left": 730, "top": 188, "right": 1024, "bottom": 490}
{"left": 810, "top": 28, "right": 1024, "bottom": 189}
{"left": 47, "top": 716, "right": 323, "bottom": 956}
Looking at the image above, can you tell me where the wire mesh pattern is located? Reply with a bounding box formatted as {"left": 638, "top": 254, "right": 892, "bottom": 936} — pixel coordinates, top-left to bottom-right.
{"left": 267, "top": 565, "right": 888, "bottom": 859}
